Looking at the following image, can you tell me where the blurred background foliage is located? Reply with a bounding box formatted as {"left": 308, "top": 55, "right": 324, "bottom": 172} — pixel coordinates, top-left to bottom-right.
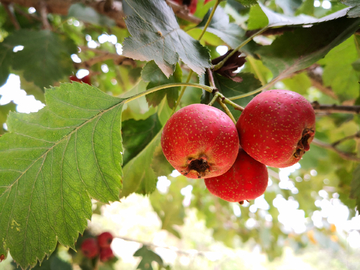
{"left": 0, "top": 0, "right": 360, "bottom": 269}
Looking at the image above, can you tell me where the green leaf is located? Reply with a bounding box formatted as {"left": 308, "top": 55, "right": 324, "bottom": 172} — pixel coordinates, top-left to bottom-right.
{"left": 248, "top": 3, "right": 351, "bottom": 30}
{"left": 133, "top": 245, "right": 163, "bottom": 270}
{"left": 342, "top": 0, "right": 360, "bottom": 18}
{"left": 197, "top": 7, "right": 246, "bottom": 49}
{"left": 142, "top": 62, "right": 182, "bottom": 108}
{"left": 0, "top": 40, "right": 13, "bottom": 87}
{"left": 122, "top": 113, "right": 162, "bottom": 165}
{"left": 0, "top": 101, "right": 16, "bottom": 134}
{"left": 234, "top": 0, "right": 258, "bottom": 7}
{"left": 1, "top": 30, "right": 77, "bottom": 89}
{"left": 122, "top": 0, "right": 210, "bottom": 77}
{"left": 350, "top": 165, "right": 360, "bottom": 211}
{"left": 214, "top": 73, "right": 262, "bottom": 119}
{"left": 121, "top": 131, "right": 162, "bottom": 197}
{"left": 0, "top": 83, "right": 123, "bottom": 269}
{"left": 150, "top": 175, "right": 186, "bottom": 238}
{"left": 318, "top": 37, "right": 360, "bottom": 101}
{"left": 256, "top": 16, "right": 360, "bottom": 82}
{"left": 68, "top": 4, "right": 115, "bottom": 26}
{"left": 275, "top": 0, "right": 302, "bottom": 16}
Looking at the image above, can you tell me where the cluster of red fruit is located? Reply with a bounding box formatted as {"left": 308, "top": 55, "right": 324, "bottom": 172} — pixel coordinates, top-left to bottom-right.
{"left": 80, "top": 232, "right": 115, "bottom": 262}
{"left": 161, "top": 90, "right": 316, "bottom": 203}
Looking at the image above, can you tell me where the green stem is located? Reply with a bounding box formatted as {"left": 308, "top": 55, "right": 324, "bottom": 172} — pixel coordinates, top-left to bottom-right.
{"left": 213, "top": 26, "right": 269, "bottom": 71}
{"left": 171, "top": 70, "right": 194, "bottom": 114}
{"left": 171, "top": 0, "right": 221, "bottom": 114}
{"left": 198, "top": 0, "right": 220, "bottom": 41}
{"left": 124, "top": 82, "right": 214, "bottom": 104}
{"left": 228, "top": 83, "right": 270, "bottom": 101}
{"left": 218, "top": 99, "right": 236, "bottom": 124}
{"left": 208, "top": 91, "right": 220, "bottom": 106}
{"left": 222, "top": 97, "right": 244, "bottom": 111}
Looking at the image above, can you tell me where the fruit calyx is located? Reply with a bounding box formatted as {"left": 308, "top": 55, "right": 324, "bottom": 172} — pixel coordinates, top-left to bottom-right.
{"left": 185, "top": 156, "right": 210, "bottom": 178}
{"left": 294, "top": 128, "right": 315, "bottom": 158}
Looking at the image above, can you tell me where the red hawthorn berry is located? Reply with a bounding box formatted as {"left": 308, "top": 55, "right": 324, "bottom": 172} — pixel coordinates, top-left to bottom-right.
{"left": 81, "top": 238, "right": 99, "bottom": 259}
{"left": 205, "top": 148, "right": 268, "bottom": 203}
{"left": 161, "top": 104, "right": 239, "bottom": 179}
{"left": 69, "top": 75, "right": 91, "bottom": 85}
{"left": 97, "top": 232, "right": 113, "bottom": 248}
{"left": 237, "top": 89, "right": 316, "bottom": 168}
{"left": 99, "top": 247, "right": 114, "bottom": 262}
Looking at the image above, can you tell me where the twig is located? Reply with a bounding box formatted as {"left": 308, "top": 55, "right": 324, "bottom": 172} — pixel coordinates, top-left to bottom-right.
{"left": 306, "top": 65, "right": 338, "bottom": 100}
{"left": 332, "top": 132, "right": 360, "bottom": 147}
{"left": 76, "top": 46, "right": 136, "bottom": 68}
{"left": 115, "top": 235, "right": 208, "bottom": 257}
{"left": 104, "top": 0, "right": 113, "bottom": 12}
{"left": 312, "top": 138, "right": 360, "bottom": 162}
{"left": 213, "top": 27, "right": 269, "bottom": 71}
{"left": 38, "top": 1, "right": 51, "bottom": 30}
{"left": 198, "top": 0, "right": 220, "bottom": 41}
{"left": 311, "top": 101, "right": 360, "bottom": 114}
{"left": 13, "top": 5, "right": 41, "bottom": 22}
{"left": 3, "top": 3, "right": 21, "bottom": 30}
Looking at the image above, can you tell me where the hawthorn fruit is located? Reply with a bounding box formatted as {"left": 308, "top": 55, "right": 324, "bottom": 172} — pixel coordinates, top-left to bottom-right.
{"left": 161, "top": 104, "right": 239, "bottom": 179}
{"left": 237, "top": 89, "right": 315, "bottom": 168}
{"left": 97, "top": 232, "right": 113, "bottom": 248}
{"left": 99, "top": 247, "right": 115, "bottom": 262}
{"left": 80, "top": 238, "right": 99, "bottom": 259}
{"left": 204, "top": 148, "right": 268, "bottom": 203}
{"left": 69, "top": 75, "right": 91, "bottom": 85}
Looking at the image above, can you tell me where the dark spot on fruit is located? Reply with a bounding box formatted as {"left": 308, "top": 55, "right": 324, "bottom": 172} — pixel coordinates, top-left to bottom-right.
{"left": 188, "top": 158, "right": 210, "bottom": 178}
{"left": 294, "top": 128, "right": 315, "bottom": 158}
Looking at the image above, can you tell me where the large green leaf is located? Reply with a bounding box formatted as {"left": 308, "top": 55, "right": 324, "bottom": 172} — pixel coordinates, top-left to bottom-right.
{"left": 248, "top": 3, "right": 351, "bottom": 30}
{"left": 0, "top": 30, "right": 77, "bottom": 89}
{"left": 0, "top": 41, "right": 13, "bottom": 87}
{"left": 213, "top": 73, "right": 262, "bottom": 119}
{"left": 122, "top": 0, "right": 210, "bottom": 77}
{"left": 0, "top": 83, "right": 123, "bottom": 269}
{"left": 256, "top": 16, "right": 360, "bottom": 82}
{"left": 318, "top": 37, "right": 360, "bottom": 101}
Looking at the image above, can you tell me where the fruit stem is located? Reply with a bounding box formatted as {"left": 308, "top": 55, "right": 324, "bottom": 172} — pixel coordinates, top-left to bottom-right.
{"left": 228, "top": 82, "right": 271, "bottom": 101}
{"left": 171, "top": 70, "right": 194, "bottom": 114}
{"left": 222, "top": 97, "right": 244, "bottom": 111}
{"left": 213, "top": 26, "right": 269, "bottom": 71}
{"left": 172, "top": 0, "right": 221, "bottom": 115}
{"left": 207, "top": 68, "right": 244, "bottom": 111}
{"left": 124, "top": 82, "right": 214, "bottom": 104}
{"left": 198, "top": 0, "right": 221, "bottom": 41}
{"left": 208, "top": 91, "right": 220, "bottom": 106}
{"left": 218, "top": 98, "right": 236, "bottom": 124}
